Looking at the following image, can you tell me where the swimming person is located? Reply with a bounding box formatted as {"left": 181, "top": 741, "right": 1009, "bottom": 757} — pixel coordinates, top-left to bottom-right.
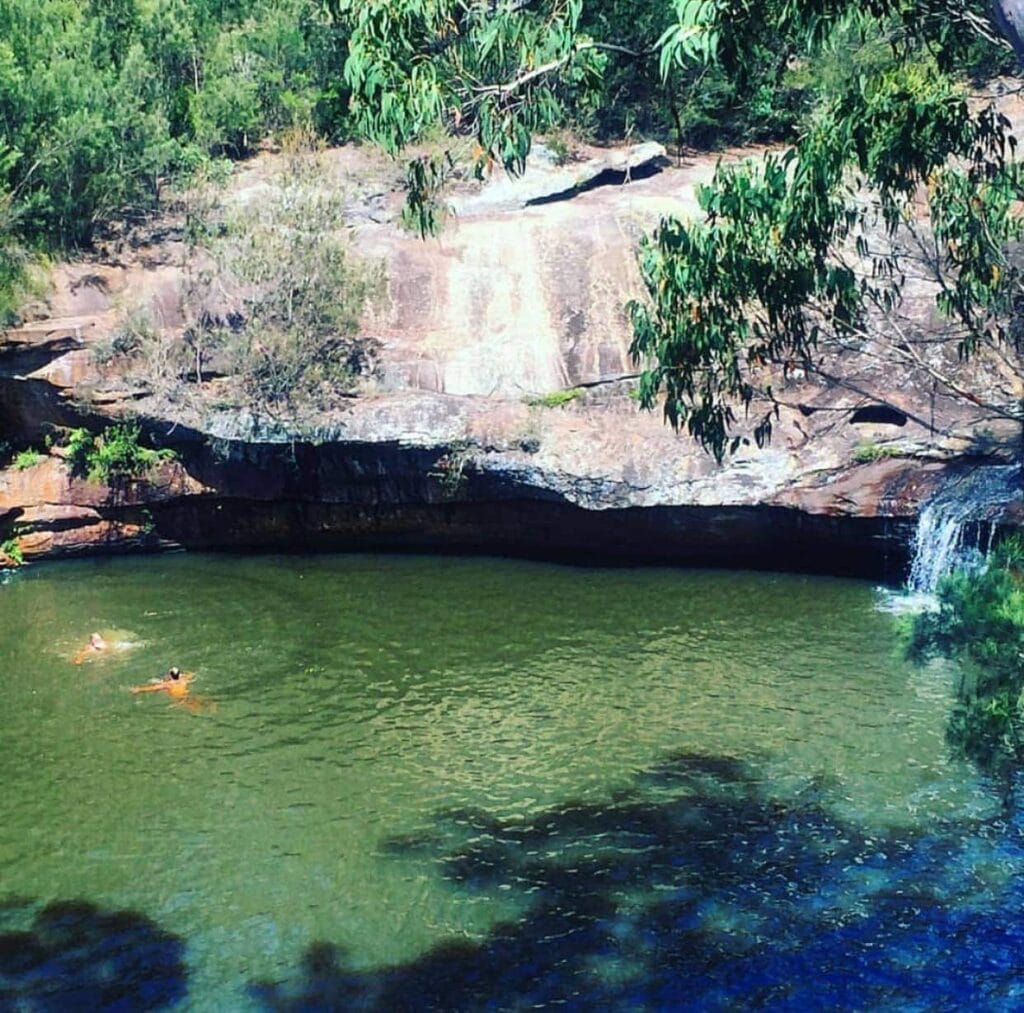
{"left": 73, "top": 632, "right": 108, "bottom": 665}
{"left": 131, "top": 667, "right": 195, "bottom": 700}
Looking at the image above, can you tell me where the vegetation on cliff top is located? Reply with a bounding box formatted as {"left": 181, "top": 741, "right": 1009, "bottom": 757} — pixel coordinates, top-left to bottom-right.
{"left": 1, "top": 0, "right": 1021, "bottom": 458}
{"left": 341, "top": 0, "right": 1023, "bottom": 458}
{"left": 0, "top": 0, "right": 351, "bottom": 323}
{"left": 0, "top": 0, "right": 806, "bottom": 325}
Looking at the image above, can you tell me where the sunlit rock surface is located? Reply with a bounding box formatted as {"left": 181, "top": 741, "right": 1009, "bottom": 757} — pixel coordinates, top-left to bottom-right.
{"left": 0, "top": 137, "right": 1020, "bottom": 575}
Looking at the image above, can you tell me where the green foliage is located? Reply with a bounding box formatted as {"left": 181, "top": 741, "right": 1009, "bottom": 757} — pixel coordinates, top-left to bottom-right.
{"left": 65, "top": 426, "right": 97, "bottom": 476}
{"left": 1, "top": 2, "right": 178, "bottom": 247}
{"left": 0, "top": 0, "right": 352, "bottom": 272}
{"left": 182, "top": 146, "right": 384, "bottom": 412}
{"left": 0, "top": 204, "right": 30, "bottom": 325}
{"left": 929, "top": 160, "right": 1024, "bottom": 358}
{"left": 524, "top": 388, "right": 582, "bottom": 408}
{"left": 2, "top": 0, "right": 1021, "bottom": 460}
{"left": 12, "top": 448, "right": 42, "bottom": 470}
{"left": 400, "top": 154, "right": 454, "bottom": 237}
{"left": 92, "top": 307, "right": 153, "bottom": 366}
{"left": 0, "top": 536, "right": 23, "bottom": 566}
{"left": 627, "top": 15, "right": 1022, "bottom": 459}
{"left": 544, "top": 134, "right": 572, "bottom": 165}
{"left": 138, "top": 507, "right": 156, "bottom": 538}
{"left": 852, "top": 441, "right": 903, "bottom": 463}
{"left": 580, "top": 0, "right": 804, "bottom": 146}
{"left": 909, "top": 536, "right": 1024, "bottom": 776}
{"left": 942, "top": 10, "right": 1019, "bottom": 83}
{"left": 343, "top": 0, "right": 605, "bottom": 235}
{"left": 341, "top": 0, "right": 1023, "bottom": 454}
{"left": 430, "top": 440, "right": 473, "bottom": 498}
{"left": 341, "top": 0, "right": 806, "bottom": 226}
{"left": 191, "top": 0, "right": 347, "bottom": 155}
{"left": 122, "top": 144, "right": 384, "bottom": 414}
{"left": 66, "top": 424, "right": 175, "bottom": 484}
{"left": 0, "top": 161, "right": 46, "bottom": 325}
{"left": 345, "top": 0, "right": 595, "bottom": 161}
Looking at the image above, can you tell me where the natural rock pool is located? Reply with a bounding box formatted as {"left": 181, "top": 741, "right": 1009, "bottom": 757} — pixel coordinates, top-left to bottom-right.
{"left": 1, "top": 553, "right": 1020, "bottom": 1009}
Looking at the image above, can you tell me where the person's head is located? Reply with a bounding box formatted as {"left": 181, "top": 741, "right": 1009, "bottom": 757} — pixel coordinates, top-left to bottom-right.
{"left": 167, "top": 667, "right": 181, "bottom": 680}
{"left": 90, "top": 633, "right": 105, "bottom": 648}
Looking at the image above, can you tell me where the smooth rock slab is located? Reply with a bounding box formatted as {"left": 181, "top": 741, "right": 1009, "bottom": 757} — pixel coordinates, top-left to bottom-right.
{"left": 450, "top": 141, "right": 668, "bottom": 215}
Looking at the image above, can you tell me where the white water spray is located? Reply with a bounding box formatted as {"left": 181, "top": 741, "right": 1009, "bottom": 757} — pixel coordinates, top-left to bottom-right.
{"left": 907, "top": 465, "right": 1021, "bottom": 595}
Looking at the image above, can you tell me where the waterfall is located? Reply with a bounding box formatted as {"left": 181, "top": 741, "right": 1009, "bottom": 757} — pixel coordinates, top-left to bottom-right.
{"left": 907, "top": 465, "right": 1022, "bottom": 594}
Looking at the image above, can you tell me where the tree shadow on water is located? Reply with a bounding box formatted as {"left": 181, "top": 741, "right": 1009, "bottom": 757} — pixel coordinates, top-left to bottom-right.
{"left": 252, "top": 753, "right": 1024, "bottom": 1011}
{"left": 0, "top": 898, "right": 187, "bottom": 1010}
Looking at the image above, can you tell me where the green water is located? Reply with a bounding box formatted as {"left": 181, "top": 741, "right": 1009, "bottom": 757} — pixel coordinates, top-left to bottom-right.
{"left": 0, "top": 554, "right": 1000, "bottom": 1009}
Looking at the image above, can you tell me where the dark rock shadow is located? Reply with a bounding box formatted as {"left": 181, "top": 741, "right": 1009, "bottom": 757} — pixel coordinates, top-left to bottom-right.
{"left": 525, "top": 158, "right": 669, "bottom": 206}
{"left": 0, "top": 898, "right": 187, "bottom": 1010}
{"left": 251, "top": 752, "right": 1024, "bottom": 1011}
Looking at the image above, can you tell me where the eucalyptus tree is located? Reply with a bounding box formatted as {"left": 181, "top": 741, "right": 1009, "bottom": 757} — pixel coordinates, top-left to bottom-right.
{"left": 0, "top": 0, "right": 352, "bottom": 322}
{"left": 342, "top": 0, "right": 1024, "bottom": 458}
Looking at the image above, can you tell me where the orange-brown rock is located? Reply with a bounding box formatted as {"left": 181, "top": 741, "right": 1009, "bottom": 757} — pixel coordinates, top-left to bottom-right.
{"left": 0, "top": 139, "right": 1019, "bottom": 577}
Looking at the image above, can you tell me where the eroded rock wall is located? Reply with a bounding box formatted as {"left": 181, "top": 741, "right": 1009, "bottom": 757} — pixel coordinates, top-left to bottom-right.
{"left": 0, "top": 141, "right": 1020, "bottom": 577}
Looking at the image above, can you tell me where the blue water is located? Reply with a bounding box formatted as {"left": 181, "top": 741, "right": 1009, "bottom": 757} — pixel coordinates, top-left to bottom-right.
{"left": 0, "top": 553, "right": 1020, "bottom": 1010}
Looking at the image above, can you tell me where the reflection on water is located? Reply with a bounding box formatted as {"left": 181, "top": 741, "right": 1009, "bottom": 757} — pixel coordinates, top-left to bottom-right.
{"left": 0, "top": 898, "right": 187, "bottom": 1009}
{"left": 0, "top": 553, "right": 1013, "bottom": 1009}
{"left": 256, "top": 754, "right": 1024, "bottom": 1011}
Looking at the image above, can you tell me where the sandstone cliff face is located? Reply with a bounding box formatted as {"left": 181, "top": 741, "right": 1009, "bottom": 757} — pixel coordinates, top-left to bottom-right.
{"left": 0, "top": 142, "right": 1020, "bottom": 577}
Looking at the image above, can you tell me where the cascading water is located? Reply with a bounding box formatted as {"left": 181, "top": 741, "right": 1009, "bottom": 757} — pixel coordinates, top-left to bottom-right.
{"left": 907, "top": 464, "right": 1022, "bottom": 594}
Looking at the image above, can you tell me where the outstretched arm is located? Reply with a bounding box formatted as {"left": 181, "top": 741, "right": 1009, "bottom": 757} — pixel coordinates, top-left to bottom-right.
{"left": 130, "top": 682, "right": 167, "bottom": 695}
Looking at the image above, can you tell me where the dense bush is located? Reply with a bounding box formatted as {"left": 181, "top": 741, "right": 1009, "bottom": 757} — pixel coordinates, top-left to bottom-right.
{"left": 121, "top": 142, "right": 384, "bottom": 416}
{"left": 66, "top": 423, "right": 175, "bottom": 484}
{"left": 569, "top": 2, "right": 1014, "bottom": 151}
{"left": 572, "top": 0, "right": 805, "bottom": 147}
{"left": 909, "top": 537, "right": 1024, "bottom": 780}
{"left": 0, "top": 0, "right": 351, "bottom": 315}
{"left": 0, "top": 0, "right": 1015, "bottom": 329}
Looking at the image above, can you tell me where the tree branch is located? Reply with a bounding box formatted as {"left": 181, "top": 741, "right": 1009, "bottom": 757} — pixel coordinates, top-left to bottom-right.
{"left": 469, "top": 40, "right": 654, "bottom": 97}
